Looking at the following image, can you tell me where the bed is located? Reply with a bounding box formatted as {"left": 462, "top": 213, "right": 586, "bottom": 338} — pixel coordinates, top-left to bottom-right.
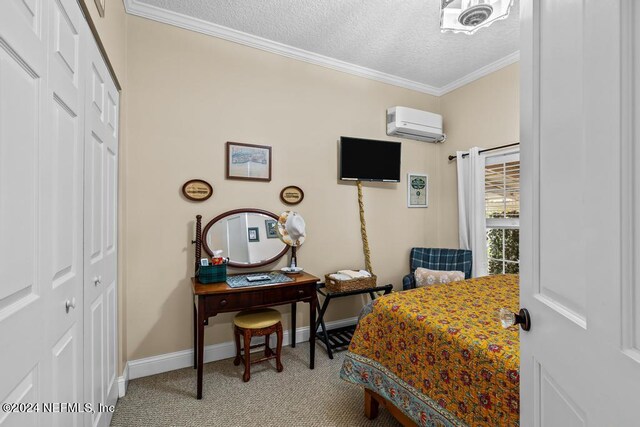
{"left": 340, "top": 274, "right": 520, "bottom": 427}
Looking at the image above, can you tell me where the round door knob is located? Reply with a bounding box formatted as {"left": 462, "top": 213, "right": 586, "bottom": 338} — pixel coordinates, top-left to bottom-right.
{"left": 94, "top": 276, "right": 101, "bottom": 286}
{"left": 65, "top": 298, "right": 76, "bottom": 313}
{"left": 499, "top": 308, "right": 531, "bottom": 331}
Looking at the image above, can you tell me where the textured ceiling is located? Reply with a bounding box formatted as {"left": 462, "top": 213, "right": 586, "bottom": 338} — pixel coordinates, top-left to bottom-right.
{"left": 136, "top": 0, "right": 519, "bottom": 89}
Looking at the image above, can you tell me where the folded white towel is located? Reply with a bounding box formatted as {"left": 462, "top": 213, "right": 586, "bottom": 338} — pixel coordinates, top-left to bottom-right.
{"left": 337, "top": 269, "right": 372, "bottom": 279}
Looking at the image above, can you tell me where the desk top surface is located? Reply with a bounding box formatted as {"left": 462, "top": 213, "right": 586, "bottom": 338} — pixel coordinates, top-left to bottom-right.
{"left": 191, "top": 271, "right": 320, "bottom": 295}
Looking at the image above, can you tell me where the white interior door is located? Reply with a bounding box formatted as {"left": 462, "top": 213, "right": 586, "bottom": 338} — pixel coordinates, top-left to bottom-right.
{"left": 41, "top": 0, "right": 85, "bottom": 426}
{"left": 0, "top": 1, "right": 47, "bottom": 426}
{"left": 83, "top": 28, "right": 119, "bottom": 427}
{"left": 520, "top": 0, "right": 640, "bottom": 425}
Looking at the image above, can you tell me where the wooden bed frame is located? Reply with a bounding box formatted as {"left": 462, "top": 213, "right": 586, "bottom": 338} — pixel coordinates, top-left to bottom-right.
{"left": 364, "top": 388, "right": 418, "bottom": 427}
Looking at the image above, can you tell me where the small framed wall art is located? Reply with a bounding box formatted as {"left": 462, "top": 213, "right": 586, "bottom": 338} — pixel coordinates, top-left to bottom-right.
{"left": 182, "top": 179, "right": 213, "bottom": 202}
{"left": 248, "top": 227, "right": 260, "bottom": 242}
{"left": 407, "top": 173, "right": 428, "bottom": 208}
{"left": 265, "top": 219, "right": 278, "bottom": 238}
{"left": 226, "top": 142, "right": 272, "bottom": 181}
{"left": 280, "top": 186, "right": 304, "bottom": 205}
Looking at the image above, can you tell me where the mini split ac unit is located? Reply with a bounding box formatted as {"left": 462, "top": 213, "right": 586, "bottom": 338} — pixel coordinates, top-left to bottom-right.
{"left": 386, "top": 106, "right": 445, "bottom": 143}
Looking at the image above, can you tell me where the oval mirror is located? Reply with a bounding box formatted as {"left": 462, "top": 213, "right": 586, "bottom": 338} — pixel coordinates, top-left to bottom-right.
{"left": 202, "top": 209, "right": 288, "bottom": 268}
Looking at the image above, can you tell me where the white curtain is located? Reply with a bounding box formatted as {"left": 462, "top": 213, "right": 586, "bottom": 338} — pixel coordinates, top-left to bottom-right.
{"left": 457, "top": 147, "right": 488, "bottom": 277}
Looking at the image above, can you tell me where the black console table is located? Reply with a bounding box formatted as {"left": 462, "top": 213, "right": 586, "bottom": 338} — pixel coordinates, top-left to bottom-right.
{"left": 314, "top": 283, "right": 393, "bottom": 359}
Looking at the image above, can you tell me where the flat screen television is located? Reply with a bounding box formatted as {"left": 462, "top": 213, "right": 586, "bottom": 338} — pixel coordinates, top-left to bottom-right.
{"left": 339, "top": 137, "right": 401, "bottom": 182}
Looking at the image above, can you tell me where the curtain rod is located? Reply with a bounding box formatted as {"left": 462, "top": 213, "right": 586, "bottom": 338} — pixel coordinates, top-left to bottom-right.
{"left": 447, "top": 142, "right": 520, "bottom": 161}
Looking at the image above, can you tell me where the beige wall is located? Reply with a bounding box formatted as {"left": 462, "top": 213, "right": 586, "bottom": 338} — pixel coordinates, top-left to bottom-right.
{"left": 83, "top": 4, "right": 519, "bottom": 366}
{"left": 124, "top": 16, "right": 442, "bottom": 360}
{"left": 437, "top": 63, "right": 520, "bottom": 248}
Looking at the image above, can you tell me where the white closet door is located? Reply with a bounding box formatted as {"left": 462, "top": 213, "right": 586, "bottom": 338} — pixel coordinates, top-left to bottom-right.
{"left": 40, "top": 0, "right": 85, "bottom": 425}
{"left": 0, "top": 1, "right": 47, "bottom": 426}
{"left": 83, "top": 29, "right": 119, "bottom": 427}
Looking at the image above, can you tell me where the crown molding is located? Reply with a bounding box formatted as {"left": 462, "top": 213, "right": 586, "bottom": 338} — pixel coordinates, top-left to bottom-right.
{"left": 123, "top": 0, "right": 441, "bottom": 95}
{"left": 123, "top": 0, "right": 518, "bottom": 97}
{"left": 438, "top": 50, "right": 520, "bottom": 95}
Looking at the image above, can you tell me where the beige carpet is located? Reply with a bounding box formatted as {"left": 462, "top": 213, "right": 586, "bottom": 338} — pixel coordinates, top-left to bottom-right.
{"left": 111, "top": 343, "right": 402, "bottom": 427}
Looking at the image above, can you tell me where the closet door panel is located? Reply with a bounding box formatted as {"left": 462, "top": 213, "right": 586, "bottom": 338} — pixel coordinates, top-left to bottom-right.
{"left": 43, "top": 0, "right": 84, "bottom": 424}
{"left": 84, "top": 81, "right": 106, "bottom": 427}
{"left": 106, "top": 281, "right": 117, "bottom": 396}
{"left": 0, "top": 0, "right": 43, "bottom": 61}
{"left": 103, "top": 86, "right": 118, "bottom": 410}
{"left": 0, "top": 369, "right": 38, "bottom": 427}
{"left": 89, "top": 131, "right": 105, "bottom": 262}
{"left": 0, "top": 0, "right": 45, "bottom": 419}
{"left": 0, "top": 35, "right": 39, "bottom": 307}
{"left": 89, "top": 295, "right": 104, "bottom": 427}
{"left": 50, "top": 325, "right": 80, "bottom": 427}
{"left": 84, "top": 32, "right": 118, "bottom": 427}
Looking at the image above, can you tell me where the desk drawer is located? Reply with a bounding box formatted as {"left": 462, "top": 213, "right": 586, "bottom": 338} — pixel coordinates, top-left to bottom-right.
{"left": 262, "top": 284, "right": 313, "bottom": 306}
{"left": 202, "top": 284, "right": 315, "bottom": 314}
{"left": 204, "top": 292, "right": 263, "bottom": 313}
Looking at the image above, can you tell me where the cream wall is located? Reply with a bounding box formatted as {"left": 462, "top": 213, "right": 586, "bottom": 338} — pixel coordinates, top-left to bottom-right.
{"left": 124, "top": 16, "right": 442, "bottom": 360}
{"left": 437, "top": 63, "right": 520, "bottom": 248}
{"left": 81, "top": 3, "right": 519, "bottom": 366}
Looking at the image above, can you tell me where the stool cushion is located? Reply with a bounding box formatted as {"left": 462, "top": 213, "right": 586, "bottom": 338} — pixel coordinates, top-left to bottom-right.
{"left": 234, "top": 308, "right": 281, "bottom": 329}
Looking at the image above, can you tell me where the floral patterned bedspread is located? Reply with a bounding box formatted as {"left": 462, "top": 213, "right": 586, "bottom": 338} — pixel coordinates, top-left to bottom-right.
{"left": 340, "top": 275, "right": 520, "bottom": 427}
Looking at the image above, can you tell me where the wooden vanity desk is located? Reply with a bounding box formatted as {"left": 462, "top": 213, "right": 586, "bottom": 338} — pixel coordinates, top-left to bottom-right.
{"left": 191, "top": 271, "right": 319, "bottom": 399}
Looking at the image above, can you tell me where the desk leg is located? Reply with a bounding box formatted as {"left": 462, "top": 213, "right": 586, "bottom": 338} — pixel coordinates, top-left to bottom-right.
{"left": 309, "top": 293, "right": 317, "bottom": 369}
{"left": 291, "top": 302, "right": 296, "bottom": 348}
{"left": 193, "top": 299, "right": 197, "bottom": 369}
{"left": 196, "top": 298, "right": 205, "bottom": 399}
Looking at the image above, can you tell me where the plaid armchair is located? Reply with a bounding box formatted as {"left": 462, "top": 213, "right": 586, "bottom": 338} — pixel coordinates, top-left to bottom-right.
{"left": 402, "top": 248, "right": 473, "bottom": 290}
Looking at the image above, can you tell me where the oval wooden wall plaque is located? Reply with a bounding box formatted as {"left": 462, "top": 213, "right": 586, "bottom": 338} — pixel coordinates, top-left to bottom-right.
{"left": 182, "top": 179, "right": 213, "bottom": 201}
{"left": 280, "top": 186, "right": 304, "bottom": 205}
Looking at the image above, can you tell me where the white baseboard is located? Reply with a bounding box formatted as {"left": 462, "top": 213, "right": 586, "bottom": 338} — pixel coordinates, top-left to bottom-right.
{"left": 117, "top": 363, "right": 129, "bottom": 397}
{"left": 127, "top": 316, "right": 358, "bottom": 381}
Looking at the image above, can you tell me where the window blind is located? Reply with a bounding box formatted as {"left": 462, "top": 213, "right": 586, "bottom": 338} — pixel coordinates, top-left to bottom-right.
{"left": 485, "top": 153, "right": 520, "bottom": 228}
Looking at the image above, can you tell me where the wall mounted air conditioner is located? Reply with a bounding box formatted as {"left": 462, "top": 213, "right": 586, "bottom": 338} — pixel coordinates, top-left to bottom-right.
{"left": 386, "top": 106, "right": 445, "bottom": 143}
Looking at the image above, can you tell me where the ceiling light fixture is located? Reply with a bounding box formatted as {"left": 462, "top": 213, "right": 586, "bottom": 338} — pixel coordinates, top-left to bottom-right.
{"left": 440, "top": 0, "right": 514, "bottom": 35}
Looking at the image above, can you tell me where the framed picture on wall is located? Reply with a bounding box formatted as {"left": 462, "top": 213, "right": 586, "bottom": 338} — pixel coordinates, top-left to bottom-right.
{"left": 265, "top": 220, "right": 278, "bottom": 238}
{"left": 407, "top": 173, "right": 428, "bottom": 208}
{"left": 248, "top": 227, "right": 260, "bottom": 242}
{"left": 226, "top": 142, "right": 272, "bottom": 181}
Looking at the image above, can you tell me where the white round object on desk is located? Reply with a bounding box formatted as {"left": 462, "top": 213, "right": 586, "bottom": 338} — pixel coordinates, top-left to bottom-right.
{"left": 281, "top": 267, "right": 303, "bottom": 274}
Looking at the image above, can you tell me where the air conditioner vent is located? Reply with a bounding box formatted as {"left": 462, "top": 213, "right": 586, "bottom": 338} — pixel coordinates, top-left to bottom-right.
{"left": 386, "top": 106, "right": 444, "bottom": 143}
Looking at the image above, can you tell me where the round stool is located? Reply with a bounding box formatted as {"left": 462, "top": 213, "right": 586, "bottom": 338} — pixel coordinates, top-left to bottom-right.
{"left": 233, "top": 308, "right": 283, "bottom": 382}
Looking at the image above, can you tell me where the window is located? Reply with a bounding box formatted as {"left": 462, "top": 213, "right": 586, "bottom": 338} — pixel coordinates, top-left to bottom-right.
{"left": 485, "top": 152, "right": 520, "bottom": 275}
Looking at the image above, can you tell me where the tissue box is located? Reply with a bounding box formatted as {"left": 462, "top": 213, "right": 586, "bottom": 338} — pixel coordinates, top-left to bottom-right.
{"left": 198, "top": 264, "right": 227, "bottom": 284}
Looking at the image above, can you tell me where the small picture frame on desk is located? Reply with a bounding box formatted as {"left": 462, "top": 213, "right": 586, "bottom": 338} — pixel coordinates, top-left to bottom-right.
{"left": 200, "top": 258, "right": 209, "bottom": 267}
